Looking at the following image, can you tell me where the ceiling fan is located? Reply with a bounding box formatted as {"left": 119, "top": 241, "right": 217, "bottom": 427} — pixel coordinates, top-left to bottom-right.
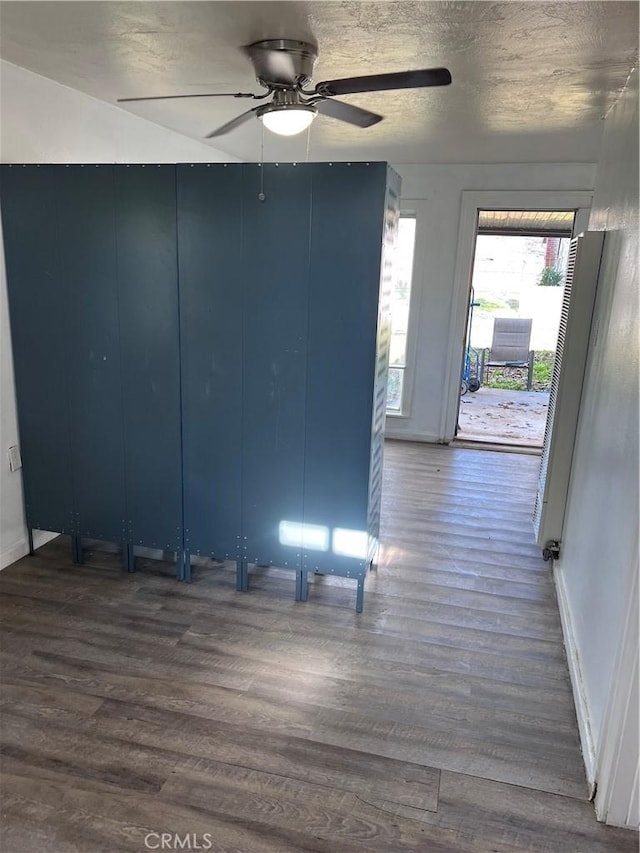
{"left": 118, "top": 39, "right": 452, "bottom": 139}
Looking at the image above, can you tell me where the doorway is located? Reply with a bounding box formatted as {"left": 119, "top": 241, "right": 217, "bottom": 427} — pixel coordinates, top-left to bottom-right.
{"left": 456, "top": 210, "right": 575, "bottom": 448}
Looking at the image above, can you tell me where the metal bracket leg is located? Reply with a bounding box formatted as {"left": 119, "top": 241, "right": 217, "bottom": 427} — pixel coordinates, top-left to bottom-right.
{"left": 27, "top": 528, "right": 35, "bottom": 556}
{"left": 71, "top": 535, "right": 83, "bottom": 565}
{"left": 123, "top": 544, "right": 135, "bottom": 573}
{"left": 295, "top": 570, "right": 309, "bottom": 602}
{"left": 356, "top": 576, "right": 365, "bottom": 613}
{"left": 236, "top": 559, "right": 249, "bottom": 592}
{"left": 177, "top": 550, "right": 191, "bottom": 582}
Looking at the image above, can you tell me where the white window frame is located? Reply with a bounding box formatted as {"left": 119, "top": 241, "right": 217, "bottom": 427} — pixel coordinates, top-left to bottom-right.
{"left": 386, "top": 205, "right": 424, "bottom": 418}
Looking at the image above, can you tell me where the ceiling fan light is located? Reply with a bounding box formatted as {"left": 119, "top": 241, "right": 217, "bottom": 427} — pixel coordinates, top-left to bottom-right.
{"left": 260, "top": 105, "right": 316, "bottom": 136}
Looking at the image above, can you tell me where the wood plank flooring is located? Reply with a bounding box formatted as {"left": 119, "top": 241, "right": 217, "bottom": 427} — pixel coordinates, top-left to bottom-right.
{"left": 1, "top": 441, "right": 636, "bottom": 852}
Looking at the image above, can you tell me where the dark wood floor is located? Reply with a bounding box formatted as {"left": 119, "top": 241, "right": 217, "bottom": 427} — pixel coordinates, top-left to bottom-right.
{"left": 0, "top": 441, "right": 636, "bottom": 852}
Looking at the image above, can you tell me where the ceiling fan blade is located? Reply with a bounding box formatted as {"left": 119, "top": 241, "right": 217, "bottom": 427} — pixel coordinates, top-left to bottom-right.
{"left": 316, "top": 98, "right": 382, "bottom": 128}
{"left": 315, "top": 67, "right": 452, "bottom": 97}
{"left": 118, "top": 92, "right": 262, "bottom": 104}
{"left": 204, "top": 106, "right": 260, "bottom": 138}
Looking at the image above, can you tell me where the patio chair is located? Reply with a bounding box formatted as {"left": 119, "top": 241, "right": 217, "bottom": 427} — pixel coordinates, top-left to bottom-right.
{"left": 481, "top": 318, "right": 534, "bottom": 390}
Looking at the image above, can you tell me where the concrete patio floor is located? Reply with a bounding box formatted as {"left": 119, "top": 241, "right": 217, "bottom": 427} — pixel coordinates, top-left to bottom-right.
{"left": 457, "top": 387, "right": 550, "bottom": 447}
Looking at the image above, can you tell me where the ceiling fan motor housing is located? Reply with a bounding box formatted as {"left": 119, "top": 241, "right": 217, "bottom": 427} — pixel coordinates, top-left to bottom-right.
{"left": 256, "top": 89, "right": 317, "bottom": 121}
{"left": 247, "top": 39, "right": 318, "bottom": 89}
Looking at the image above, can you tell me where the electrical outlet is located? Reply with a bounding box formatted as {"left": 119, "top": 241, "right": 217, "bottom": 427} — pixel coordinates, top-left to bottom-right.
{"left": 8, "top": 444, "right": 22, "bottom": 472}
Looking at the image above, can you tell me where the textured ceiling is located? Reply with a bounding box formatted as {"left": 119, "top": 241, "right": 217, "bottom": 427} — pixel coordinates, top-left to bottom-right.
{"left": 0, "top": 1, "right": 637, "bottom": 163}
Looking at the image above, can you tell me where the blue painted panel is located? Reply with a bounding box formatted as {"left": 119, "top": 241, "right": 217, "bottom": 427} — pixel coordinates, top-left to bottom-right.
{"left": 240, "top": 164, "right": 310, "bottom": 570}
{"left": 304, "top": 163, "right": 388, "bottom": 577}
{"left": 2, "top": 161, "right": 394, "bottom": 604}
{"left": 56, "top": 166, "right": 126, "bottom": 542}
{"left": 114, "top": 166, "right": 183, "bottom": 551}
{"left": 177, "top": 164, "right": 242, "bottom": 559}
{"left": 0, "top": 166, "right": 75, "bottom": 534}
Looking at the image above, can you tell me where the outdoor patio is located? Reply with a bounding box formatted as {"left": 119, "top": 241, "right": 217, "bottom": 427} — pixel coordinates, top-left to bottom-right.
{"left": 457, "top": 387, "right": 550, "bottom": 447}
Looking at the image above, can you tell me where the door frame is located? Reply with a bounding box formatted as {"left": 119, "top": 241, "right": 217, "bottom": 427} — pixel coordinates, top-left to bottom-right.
{"left": 440, "top": 190, "right": 593, "bottom": 442}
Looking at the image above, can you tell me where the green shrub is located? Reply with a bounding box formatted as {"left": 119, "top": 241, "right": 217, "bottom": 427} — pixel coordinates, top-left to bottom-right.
{"left": 487, "top": 375, "right": 523, "bottom": 391}
{"left": 533, "top": 357, "right": 553, "bottom": 387}
{"left": 482, "top": 350, "right": 555, "bottom": 392}
{"left": 475, "top": 297, "right": 507, "bottom": 312}
{"left": 538, "top": 266, "right": 564, "bottom": 286}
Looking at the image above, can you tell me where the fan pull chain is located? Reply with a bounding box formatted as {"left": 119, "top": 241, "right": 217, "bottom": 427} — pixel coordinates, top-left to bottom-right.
{"left": 258, "top": 122, "right": 266, "bottom": 202}
{"left": 305, "top": 123, "right": 311, "bottom": 162}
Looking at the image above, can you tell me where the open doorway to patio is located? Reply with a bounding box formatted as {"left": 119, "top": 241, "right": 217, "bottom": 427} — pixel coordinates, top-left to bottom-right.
{"left": 456, "top": 210, "right": 575, "bottom": 448}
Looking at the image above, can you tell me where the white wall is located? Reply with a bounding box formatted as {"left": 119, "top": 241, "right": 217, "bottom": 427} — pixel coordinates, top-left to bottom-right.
{"left": 0, "top": 61, "right": 237, "bottom": 569}
{"left": 555, "top": 68, "right": 639, "bottom": 827}
{"left": 0, "top": 61, "right": 237, "bottom": 165}
{"left": 386, "top": 162, "right": 597, "bottom": 441}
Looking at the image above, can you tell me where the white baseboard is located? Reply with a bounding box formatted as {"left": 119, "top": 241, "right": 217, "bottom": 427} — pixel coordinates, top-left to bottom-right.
{"left": 0, "top": 530, "right": 59, "bottom": 570}
{"left": 553, "top": 562, "right": 597, "bottom": 791}
{"left": 0, "top": 539, "right": 28, "bottom": 569}
{"left": 593, "top": 559, "right": 639, "bottom": 828}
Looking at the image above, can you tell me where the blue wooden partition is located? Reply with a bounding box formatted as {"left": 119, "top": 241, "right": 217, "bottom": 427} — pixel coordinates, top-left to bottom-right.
{"left": 58, "top": 167, "right": 125, "bottom": 552}
{"left": 115, "top": 165, "right": 183, "bottom": 571}
{"left": 240, "top": 164, "right": 311, "bottom": 584}
{"left": 177, "top": 164, "right": 243, "bottom": 580}
{"left": 1, "top": 167, "right": 76, "bottom": 540}
{"left": 300, "top": 164, "right": 399, "bottom": 609}
{"left": 1, "top": 162, "right": 399, "bottom": 610}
